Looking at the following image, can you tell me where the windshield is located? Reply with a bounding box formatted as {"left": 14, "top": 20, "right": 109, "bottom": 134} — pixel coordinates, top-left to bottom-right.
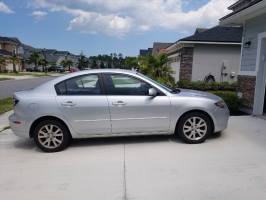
{"left": 137, "top": 73, "right": 179, "bottom": 94}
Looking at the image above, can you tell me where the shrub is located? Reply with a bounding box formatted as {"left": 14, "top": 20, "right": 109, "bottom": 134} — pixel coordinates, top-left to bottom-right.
{"left": 210, "top": 91, "right": 241, "bottom": 113}
{"left": 177, "top": 80, "right": 237, "bottom": 91}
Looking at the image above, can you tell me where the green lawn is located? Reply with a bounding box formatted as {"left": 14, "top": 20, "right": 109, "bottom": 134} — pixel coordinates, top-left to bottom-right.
{"left": 0, "top": 72, "right": 53, "bottom": 77}
{"left": 0, "top": 97, "right": 13, "bottom": 114}
{"left": 0, "top": 77, "right": 12, "bottom": 81}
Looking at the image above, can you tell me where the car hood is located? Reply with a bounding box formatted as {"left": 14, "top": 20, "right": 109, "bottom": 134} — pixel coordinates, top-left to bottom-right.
{"left": 175, "top": 89, "right": 222, "bottom": 101}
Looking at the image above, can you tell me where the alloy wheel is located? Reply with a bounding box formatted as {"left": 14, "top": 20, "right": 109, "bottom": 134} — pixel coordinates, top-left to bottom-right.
{"left": 37, "top": 124, "right": 64, "bottom": 149}
{"left": 183, "top": 117, "right": 207, "bottom": 141}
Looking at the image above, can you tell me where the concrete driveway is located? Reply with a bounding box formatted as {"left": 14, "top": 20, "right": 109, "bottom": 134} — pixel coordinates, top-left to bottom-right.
{"left": 1, "top": 116, "right": 266, "bottom": 200}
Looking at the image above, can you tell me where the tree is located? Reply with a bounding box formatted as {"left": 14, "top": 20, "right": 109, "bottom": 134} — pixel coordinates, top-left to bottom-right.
{"left": 10, "top": 54, "right": 20, "bottom": 73}
{"left": 124, "top": 56, "right": 138, "bottom": 70}
{"left": 78, "top": 53, "right": 88, "bottom": 70}
{"left": 60, "top": 59, "right": 73, "bottom": 71}
{"left": 138, "top": 54, "right": 175, "bottom": 87}
{"left": 0, "top": 57, "right": 7, "bottom": 72}
{"left": 90, "top": 59, "right": 97, "bottom": 69}
{"left": 28, "top": 51, "right": 40, "bottom": 71}
{"left": 38, "top": 58, "right": 48, "bottom": 73}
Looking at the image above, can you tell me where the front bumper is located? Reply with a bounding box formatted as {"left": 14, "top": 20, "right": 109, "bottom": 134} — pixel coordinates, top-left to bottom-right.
{"left": 212, "top": 106, "right": 230, "bottom": 132}
{"left": 9, "top": 113, "right": 30, "bottom": 138}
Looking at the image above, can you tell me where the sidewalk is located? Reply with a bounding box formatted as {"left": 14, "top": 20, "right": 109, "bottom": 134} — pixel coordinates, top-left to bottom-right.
{"left": 0, "top": 110, "right": 12, "bottom": 132}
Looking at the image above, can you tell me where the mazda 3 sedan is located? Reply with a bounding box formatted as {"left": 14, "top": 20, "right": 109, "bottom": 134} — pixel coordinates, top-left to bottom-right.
{"left": 9, "top": 69, "right": 229, "bottom": 152}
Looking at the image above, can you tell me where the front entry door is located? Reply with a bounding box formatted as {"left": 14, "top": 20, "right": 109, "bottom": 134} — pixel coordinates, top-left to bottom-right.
{"left": 56, "top": 74, "right": 111, "bottom": 135}
{"left": 103, "top": 73, "right": 171, "bottom": 134}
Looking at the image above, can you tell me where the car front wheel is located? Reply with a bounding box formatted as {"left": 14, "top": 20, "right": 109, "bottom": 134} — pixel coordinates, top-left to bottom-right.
{"left": 33, "top": 120, "right": 71, "bottom": 152}
{"left": 177, "top": 112, "right": 212, "bottom": 144}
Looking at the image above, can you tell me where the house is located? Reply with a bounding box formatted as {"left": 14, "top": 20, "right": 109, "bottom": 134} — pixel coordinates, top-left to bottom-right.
{"left": 22, "top": 44, "right": 79, "bottom": 70}
{"left": 166, "top": 26, "right": 242, "bottom": 83}
{"left": 139, "top": 43, "right": 172, "bottom": 57}
{"left": 220, "top": 0, "right": 266, "bottom": 115}
{"left": 152, "top": 42, "right": 172, "bottom": 56}
{"left": 0, "top": 36, "right": 23, "bottom": 71}
{"left": 139, "top": 48, "right": 153, "bottom": 56}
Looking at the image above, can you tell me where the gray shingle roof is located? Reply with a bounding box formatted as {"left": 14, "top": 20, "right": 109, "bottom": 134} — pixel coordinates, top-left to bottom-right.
{"left": 221, "top": 0, "right": 263, "bottom": 20}
{"left": 179, "top": 26, "right": 243, "bottom": 43}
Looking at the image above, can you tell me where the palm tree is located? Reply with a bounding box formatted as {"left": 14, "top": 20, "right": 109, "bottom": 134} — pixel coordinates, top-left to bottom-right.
{"left": 138, "top": 53, "right": 175, "bottom": 87}
{"left": 28, "top": 51, "right": 40, "bottom": 71}
{"left": 0, "top": 57, "right": 7, "bottom": 72}
{"left": 60, "top": 59, "right": 73, "bottom": 71}
{"left": 10, "top": 54, "right": 20, "bottom": 73}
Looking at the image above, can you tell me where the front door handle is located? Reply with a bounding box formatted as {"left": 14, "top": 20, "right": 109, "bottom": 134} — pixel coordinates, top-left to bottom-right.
{"left": 112, "top": 101, "right": 126, "bottom": 106}
{"left": 61, "top": 101, "right": 76, "bottom": 107}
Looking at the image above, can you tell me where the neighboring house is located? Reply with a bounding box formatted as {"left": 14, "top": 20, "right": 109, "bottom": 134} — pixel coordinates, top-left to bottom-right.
{"left": 220, "top": 0, "right": 266, "bottom": 115}
{"left": 22, "top": 44, "right": 79, "bottom": 70}
{"left": 139, "top": 48, "right": 153, "bottom": 56}
{"left": 0, "top": 36, "right": 23, "bottom": 71}
{"left": 166, "top": 26, "right": 242, "bottom": 83}
{"left": 152, "top": 42, "right": 172, "bottom": 56}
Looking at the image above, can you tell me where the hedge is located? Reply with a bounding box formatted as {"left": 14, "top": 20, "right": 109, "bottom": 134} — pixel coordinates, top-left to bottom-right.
{"left": 177, "top": 80, "right": 237, "bottom": 91}
{"left": 176, "top": 81, "right": 240, "bottom": 113}
{"left": 209, "top": 91, "right": 241, "bottom": 113}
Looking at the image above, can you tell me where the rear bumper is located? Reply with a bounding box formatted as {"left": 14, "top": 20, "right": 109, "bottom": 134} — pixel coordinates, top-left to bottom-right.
{"left": 9, "top": 113, "right": 30, "bottom": 138}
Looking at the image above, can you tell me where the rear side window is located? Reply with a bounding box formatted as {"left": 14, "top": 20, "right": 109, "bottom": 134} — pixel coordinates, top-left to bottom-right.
{"left": 104, "top": 74, "right": 151, "bottom": 96}
{"left": 55, "top": 74, "right": 102, "bottom": 95}
{"left": 55, "top": 81, "right": 67, "bottom": 95}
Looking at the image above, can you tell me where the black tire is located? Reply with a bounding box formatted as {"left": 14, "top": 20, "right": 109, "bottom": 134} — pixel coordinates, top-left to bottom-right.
{"left": 176, "top": 112, "right": 212, "bottom": 144}
{"left": 33, "top": 119, "right": 71, "bottom": 152}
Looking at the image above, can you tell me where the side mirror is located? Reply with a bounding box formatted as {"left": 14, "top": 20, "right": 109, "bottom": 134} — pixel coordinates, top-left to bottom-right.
{"left": 149, "top": 88, "right": 158, "bottom": 97}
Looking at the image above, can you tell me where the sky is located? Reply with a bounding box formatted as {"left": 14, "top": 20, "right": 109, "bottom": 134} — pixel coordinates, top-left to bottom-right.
{"left": 0, "top": 0, "right": 236, "bottom": 56}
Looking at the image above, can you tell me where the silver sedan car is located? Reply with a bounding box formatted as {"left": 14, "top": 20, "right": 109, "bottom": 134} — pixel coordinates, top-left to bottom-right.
{"left": 9, "top": 69, "right": 229, "bottom": 152}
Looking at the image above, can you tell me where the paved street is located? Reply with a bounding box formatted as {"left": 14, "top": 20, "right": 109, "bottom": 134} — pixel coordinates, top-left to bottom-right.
{"left": 0, "top": 77, "right": 55, "bottom": 98}
{"left": 1, "top": 116, "right": 266, "bottom": 200}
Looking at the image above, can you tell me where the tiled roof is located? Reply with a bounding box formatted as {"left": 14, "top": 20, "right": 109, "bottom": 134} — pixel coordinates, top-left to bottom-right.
{"left": 179, "top": 26, "right": 243, "bottom": 43}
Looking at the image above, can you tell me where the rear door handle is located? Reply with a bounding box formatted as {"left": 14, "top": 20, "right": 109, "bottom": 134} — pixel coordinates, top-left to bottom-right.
{"left": 61, "top": 101, "right": 76, "bottom": 107}
{"left": 112, "top": 101, "right": 126, "bottom": 106}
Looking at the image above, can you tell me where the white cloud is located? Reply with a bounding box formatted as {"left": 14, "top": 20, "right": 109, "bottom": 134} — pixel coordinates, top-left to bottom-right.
{"left": 0, "top": 1, "right": 14, "bottom": 14}
{"left": 31, "top": 10, "right": 47, "bottom": 20}
{"left": 30, "top": 0, "right": 236, "bottom": 37}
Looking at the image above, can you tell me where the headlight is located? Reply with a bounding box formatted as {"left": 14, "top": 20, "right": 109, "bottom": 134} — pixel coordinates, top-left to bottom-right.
{"left": 215, "top": 100, "right": 226, "bottom": 108}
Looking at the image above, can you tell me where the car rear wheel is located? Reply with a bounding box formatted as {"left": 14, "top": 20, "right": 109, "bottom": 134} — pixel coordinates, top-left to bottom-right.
{"left": 177, "top": 112, "right": 212, "bottom": 144}
{"left": 33, "top": 120, "right": 71, "bottom": 152}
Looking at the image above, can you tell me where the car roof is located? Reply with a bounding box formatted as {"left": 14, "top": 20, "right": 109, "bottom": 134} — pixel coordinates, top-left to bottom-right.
{"left": 33, "top": 69, "right": 138, "bottom": 92}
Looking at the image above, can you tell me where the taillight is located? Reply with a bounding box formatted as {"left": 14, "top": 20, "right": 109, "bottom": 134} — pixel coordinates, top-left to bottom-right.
{"left": 13, "top": 96, "right": 19, "bottom": 106}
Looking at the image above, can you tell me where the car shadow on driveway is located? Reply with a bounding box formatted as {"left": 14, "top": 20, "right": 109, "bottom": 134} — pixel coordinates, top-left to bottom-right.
{"left": 12, "top": 133, "right": 223, "bottom": 152}
{"left": 70, "top": 132, "right": 223, "bottom": 148}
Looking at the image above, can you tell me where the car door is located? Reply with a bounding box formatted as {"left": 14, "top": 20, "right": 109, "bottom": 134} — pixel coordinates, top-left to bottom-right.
{"left": 55, "top": 73, "right": 111, "bottom": 136}
{"left": 103, "top": 73, "right": 171, "bottom": 135}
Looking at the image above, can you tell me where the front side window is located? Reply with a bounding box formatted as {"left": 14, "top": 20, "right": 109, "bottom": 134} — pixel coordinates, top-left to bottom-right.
{"left": 55, "top": 74, "right": 102, "bottom": 95}
{"left": 104, "top": 74, "right": 151, "bottom": 95}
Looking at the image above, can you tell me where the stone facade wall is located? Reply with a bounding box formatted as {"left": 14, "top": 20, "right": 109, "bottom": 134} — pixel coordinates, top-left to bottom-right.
{"left": 179, "top": 47, "right": 194, "bottom": 81}
{"left": 238, "top": 75, "right": 256, "bottom": 109}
